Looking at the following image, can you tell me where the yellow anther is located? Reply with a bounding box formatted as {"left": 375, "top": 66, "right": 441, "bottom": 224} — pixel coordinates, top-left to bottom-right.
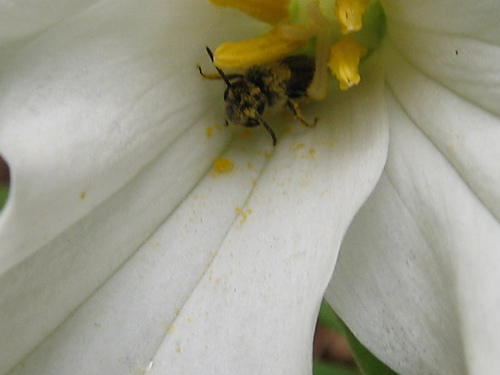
{"left": 213, "top": 24, "right": 310, "bottom": 69}
{"left": 210, "top": 0, "right": 291, "bottom": 25}
{"left": 334, "top": 0, "right": 370, "bottom": 34}
{"left": 328, "top": 37, "right": 367, "bottom": 90}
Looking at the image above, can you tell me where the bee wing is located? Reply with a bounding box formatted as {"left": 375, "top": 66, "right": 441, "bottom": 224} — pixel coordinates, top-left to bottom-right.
{"left": 281, "top": 55, "right": 316, "bottom": 99}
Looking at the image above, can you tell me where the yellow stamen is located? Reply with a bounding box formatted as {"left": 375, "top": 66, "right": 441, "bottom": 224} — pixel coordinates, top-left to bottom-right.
{"left": 213, "top": 24, "right": 312, "bottom": 69}
{"left": 334, "top": 0, "right": 370, "bottom": 34}
{"left": 210, "top": 0, "right": 291, "bottom": 25}
{"left": 328, "top": 37, "right": 367, "bottom": 90}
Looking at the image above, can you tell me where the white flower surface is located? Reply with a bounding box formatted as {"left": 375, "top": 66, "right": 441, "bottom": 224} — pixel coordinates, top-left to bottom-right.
{"left": 327, "top": 0, "right": 500, "bottom": 374}
{"left": 0, "top": 0, "right": 498, "bottom": 374}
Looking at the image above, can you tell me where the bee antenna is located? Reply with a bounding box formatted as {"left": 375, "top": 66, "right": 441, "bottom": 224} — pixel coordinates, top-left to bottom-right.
{"left": 205, "top": 47, "right": 215, "bottom": 62}
{"left": 260, "top": 118, "right": 277, "bottom": 146}
{"left": 205, "top": 46, "right": 233, "bottom": 88}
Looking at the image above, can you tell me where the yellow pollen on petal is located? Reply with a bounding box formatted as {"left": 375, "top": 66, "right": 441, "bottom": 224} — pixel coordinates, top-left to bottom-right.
{"left": 209, "top": 0, "right": 291, "bottom": 25}
{"left": 213, "top": 24, "right": 311, "bottom": 69}
{"left": 213, "top": 157, "right": 234, "bottom": 174}
{"left": 328, "top": 37, "right": 367, "bottom": 90}
{"left": 334, "top": 0, "right": 370, "bottom": 34}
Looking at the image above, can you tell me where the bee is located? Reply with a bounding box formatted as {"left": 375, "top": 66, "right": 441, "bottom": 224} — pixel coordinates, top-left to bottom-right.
{"left": 198, "top": 47, "right": 317, "bottom": 145}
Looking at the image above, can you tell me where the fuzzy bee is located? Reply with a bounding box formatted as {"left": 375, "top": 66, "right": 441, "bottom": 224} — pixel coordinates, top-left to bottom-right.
{"left": 198, "top": 47, "right": 317, "bottom": 145}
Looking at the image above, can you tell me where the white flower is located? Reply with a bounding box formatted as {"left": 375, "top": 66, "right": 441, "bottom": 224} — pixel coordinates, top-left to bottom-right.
{"left": 0, "top": 0, "right": 498, "bottom": 374}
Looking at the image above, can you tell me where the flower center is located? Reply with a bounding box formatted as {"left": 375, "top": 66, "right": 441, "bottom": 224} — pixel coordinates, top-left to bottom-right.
{"left": 209, "top": 0, "right": 385, "bottom": 93}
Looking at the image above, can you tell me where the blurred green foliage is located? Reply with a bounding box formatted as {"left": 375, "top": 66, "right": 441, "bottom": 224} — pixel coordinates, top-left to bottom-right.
{"left": 315, "top": 301, "right": 399, "bottom": 375}
{"left": 0, "top": 184, "right": 8, "bottom": 210}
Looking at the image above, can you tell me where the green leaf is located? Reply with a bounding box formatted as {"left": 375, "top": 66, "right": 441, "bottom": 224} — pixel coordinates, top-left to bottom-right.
{"left": 318, "top": 300, "right": 343, "bottom": 332}
{"left": 314, "top": 361, "right": 361, "bottom": 375}
{"left": 319, "top": 301, "right": 399, "bottom": 375}
{"left": 0, "top": 184, "right": 8, "bottom": 210}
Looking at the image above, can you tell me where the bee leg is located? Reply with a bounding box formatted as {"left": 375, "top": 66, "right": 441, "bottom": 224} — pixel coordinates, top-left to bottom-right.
{"left": 287, "top": 100, "right": 317, "bottom": 128}
{"left": 260, "top": 118, "right": 278, "bottom": 146}
{"left": 197, "top": 65, "right": 222, "bottom": 80}
{"left": 197, "top": 65, "right": 244, "bottom": 81}
{"left": 198, "top": 68, "right": 242, "bottom": 80}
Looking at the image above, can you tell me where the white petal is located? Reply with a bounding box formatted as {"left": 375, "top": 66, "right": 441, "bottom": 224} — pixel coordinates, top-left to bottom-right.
{"left": 385, "top": 43, "right": 500, "bottom": 222}
{"left": 327, "top": 43, "right": 500, "bottom": 374}
{"left": 387, "top": 22, "right": 500, "bottom": 116}
{"left": 381, "top": 0, "right": 500, "bottom": 43}
{"left": 3, "top": 55, "right": 389, "bottom": 374}
{"left": 0, "top": 0, "right": 97, "bottom": 42}
{"left": 0, "top": 0, "right": 262, "bottom": 273}
{"left": 0, "top": 0, "right": 264, "bottom": 372}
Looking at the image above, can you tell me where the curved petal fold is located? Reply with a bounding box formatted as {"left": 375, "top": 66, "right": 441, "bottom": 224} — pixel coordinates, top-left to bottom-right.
{"left": 327, "top": 72, "right": 500, "bottom": 374}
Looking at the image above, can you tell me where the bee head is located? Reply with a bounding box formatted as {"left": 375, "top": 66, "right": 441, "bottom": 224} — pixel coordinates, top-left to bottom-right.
{"left": 203, "top": 47, "right": 277, "bottom": 145}
{"left": 224, "top": 80, "right": 266, "bottom": 127}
